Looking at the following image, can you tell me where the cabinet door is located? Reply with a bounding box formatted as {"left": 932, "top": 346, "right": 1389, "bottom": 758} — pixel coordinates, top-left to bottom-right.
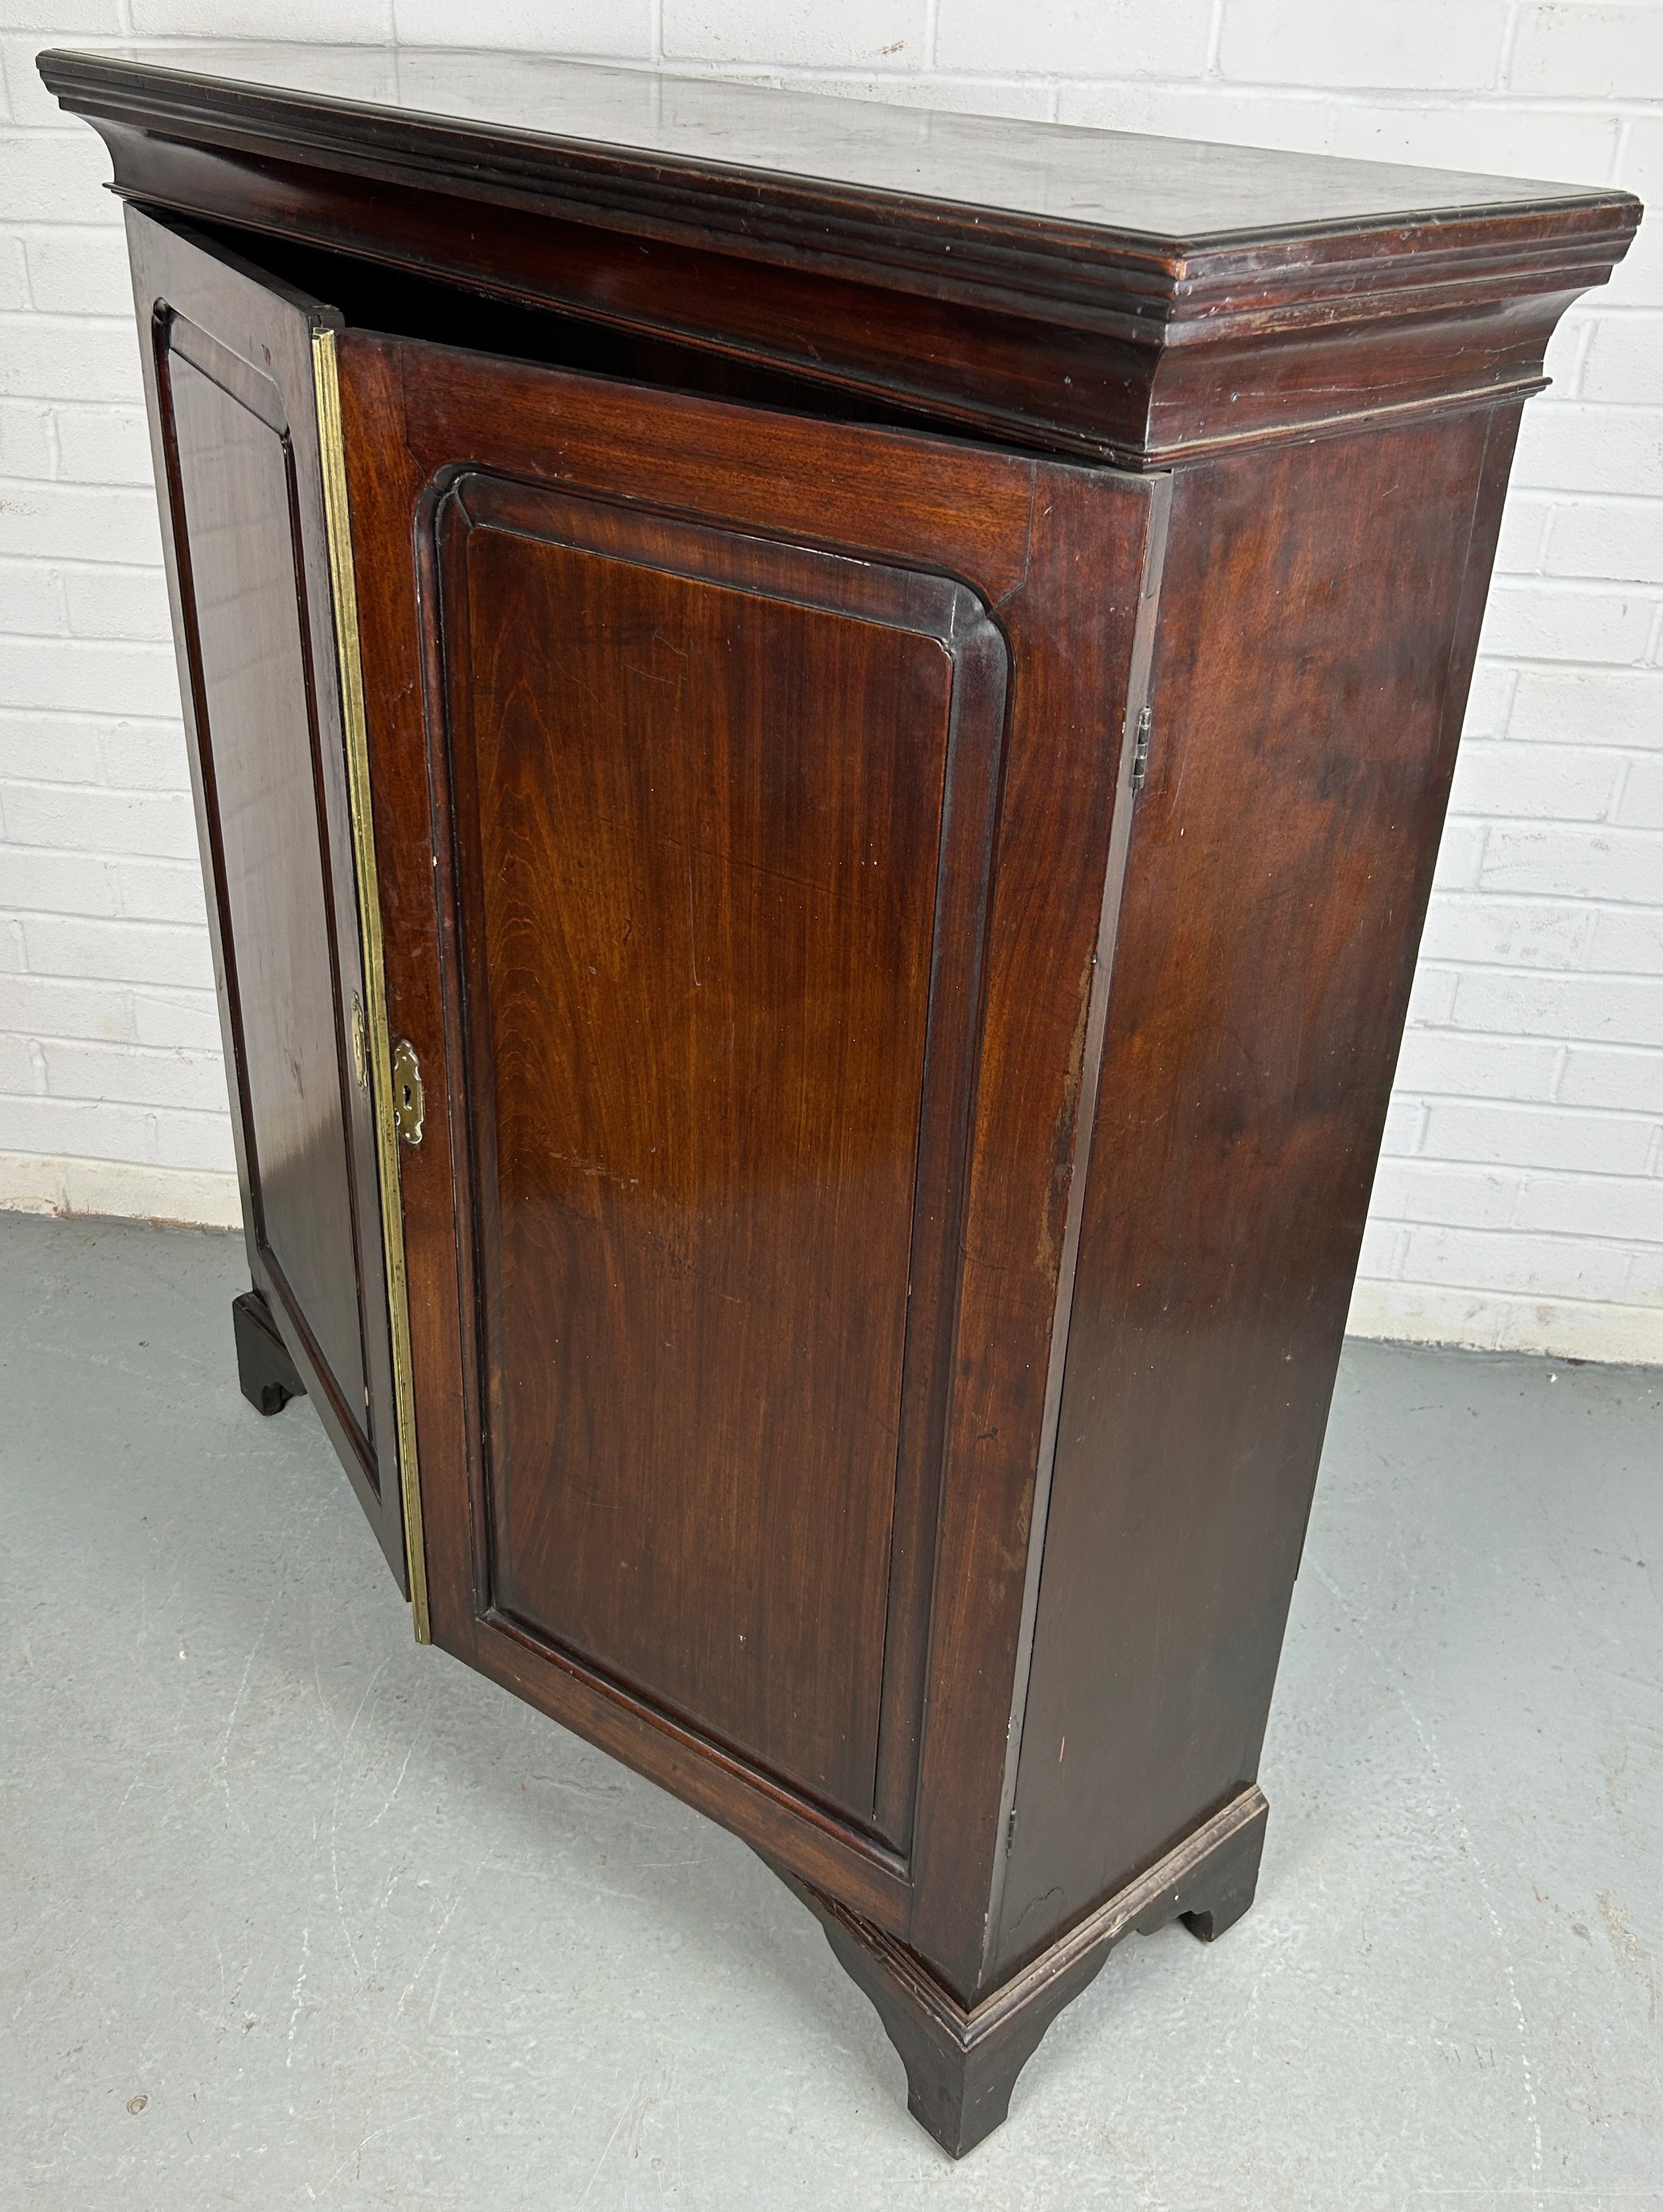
{"left": 433, "top": 476, "right": 1002, "bottom": 1833}
{"left": 341, "top": 330, "right": 1161, "bottom": 1948}
{"left": 127, "top": 208, "right": 414, "bottom": 1602}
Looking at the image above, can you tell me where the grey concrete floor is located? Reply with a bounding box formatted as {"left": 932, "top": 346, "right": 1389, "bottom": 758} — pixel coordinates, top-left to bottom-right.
{"left": 1, "top": 1211, "right": 1660, "bottom": 2210}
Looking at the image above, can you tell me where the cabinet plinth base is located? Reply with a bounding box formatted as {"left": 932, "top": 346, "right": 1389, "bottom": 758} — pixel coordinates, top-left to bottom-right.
{"left": 232, "top": 1289, "right": 306, "bottom": 1416}
{"left": 780, "top": 1785, "right": 1267, "bottom": 2158}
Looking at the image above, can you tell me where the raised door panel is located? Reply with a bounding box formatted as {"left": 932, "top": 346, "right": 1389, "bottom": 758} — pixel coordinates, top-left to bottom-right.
{"left": 436, "top": 478, "right": 1006, "bottom": 1825}
{"left": 126, "top": 207, "right": 408, "bottom": 1591}
{"left": 165, "top": 337, "right": 369, "bottom": 1424}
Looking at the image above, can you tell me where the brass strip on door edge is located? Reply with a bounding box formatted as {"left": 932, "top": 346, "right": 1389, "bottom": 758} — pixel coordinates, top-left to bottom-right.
{"left": 311, "top": 323, "right": 432, "bottom": 1646}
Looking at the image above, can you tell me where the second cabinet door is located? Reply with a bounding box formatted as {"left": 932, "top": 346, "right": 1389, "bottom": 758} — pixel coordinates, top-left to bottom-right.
{"left": 127, "top": 207, "right": 411, "bottom": 1595}
{"left": 340, "top": 327, "right": 1161, "bottom": 1927}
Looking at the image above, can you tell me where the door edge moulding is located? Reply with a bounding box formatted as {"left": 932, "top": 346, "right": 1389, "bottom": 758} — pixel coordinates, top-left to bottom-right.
{"left": 311, "top": 321, "right": 431, "bottom": 1644}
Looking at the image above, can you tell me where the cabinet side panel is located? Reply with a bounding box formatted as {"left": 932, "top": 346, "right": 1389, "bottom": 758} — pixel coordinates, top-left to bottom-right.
{"left": 995, "top": 403, "right": 1519, "bottom": 1975}
{"left": 905, "top": 466, "right": 1159, "bottom": 1998}
{"left": 162, "top": 340, "right": 371, "bottom": 1443}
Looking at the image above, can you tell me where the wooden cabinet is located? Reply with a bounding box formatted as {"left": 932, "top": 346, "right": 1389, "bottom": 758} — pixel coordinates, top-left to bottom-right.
{"left": 43, "top": 45, "right": 1640, "bottom": 2157}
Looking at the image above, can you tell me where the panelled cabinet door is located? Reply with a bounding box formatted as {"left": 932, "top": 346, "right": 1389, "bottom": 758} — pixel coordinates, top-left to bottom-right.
{"left": 438, "top": 476, "right": 1002, "bottom": 1831}
{"left": 339, "top": 329, "right": 1161, "bottom": 1947}
{"left": 126, "top": 207, "right": 416, "bottom": 1601}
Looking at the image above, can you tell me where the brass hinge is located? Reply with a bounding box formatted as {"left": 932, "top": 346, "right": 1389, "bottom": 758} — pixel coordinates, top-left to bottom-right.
{"left": 350, "top": 993, "right": 369, "bottom": 1091}
{"left": 313, "top": 322, "right": 430, "bottom": 1646}
{"left": 1129, "top": 703, "right": 1153, "bottom": 794}
{"left": 390, "top": 1037, "right": 424, "bottom": 1146}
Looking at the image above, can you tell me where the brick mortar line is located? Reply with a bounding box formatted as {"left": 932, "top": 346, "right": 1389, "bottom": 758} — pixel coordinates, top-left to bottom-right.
{"left": 1489, "top": 571, "right": 1663, "bottom": 591}
{"left": 1370, "top": 1223, "right": 1663, "bottom": 1249}
{"left": 1394, "top": 1094, "right": 1663, "bottom": 1120}
{"left": 0, "top": 838, "right": 197, "bottom": 856}
{"left": 1475, "top": 656, "right": 1663, "bottom": 674}
{"left": 0, "top": 979, "right": 216, "bottom": 999}
{"left": 1451, "top": 768, "right": 1663, "bottom": 788}
{"left": 1, "top": 908, "right": 207, "bottom": 931}
{"left": 0, "top": 1045, "right": 221, "bottom": 1066}
{"left": 0, "top": 707, "right": 182, "bottom": 726}
{"left": 0, "top": 553, "right": 162, "bottom": 569}
{"left": 1380, "top": 1160, "right": 1663, "bottom": 1184}
{"left": 1357, "top": 1278, "right": 1663, "bottom": 1314}
{"left": 1445, "top": 812, "right": 1663, "bottom": 828}
{"left": 1399, "top": 1085, "right": 1663, "bottom": 1112}
{"left": 0, "top": 1096, "right": 229, "bottom": 1120}
{"left": 1418, "top": 955, "right": 1663, "bottom": 979}
{"left": 1411, "top": 1045, "right": 1663, "bottom": 1068}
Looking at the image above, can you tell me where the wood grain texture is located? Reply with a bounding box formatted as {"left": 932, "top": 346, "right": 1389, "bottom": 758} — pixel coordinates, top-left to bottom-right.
{"left": 992, "top": 402, "right": 1523, "bottom": 1980}
{"left": 438, "top": 477, "right": 1004, "bottom": 1826}
{"left": 902, "top": 464, "right": 1162, "bottom": 1999}
{"left": 43, "top": 49, "right": 1638, "bottom": 464}
{"left": 39, "top": 45, "right": 1620, "bottom": 241}
{"left": 336, "top": 326, "right": 1157, "bottom": 1955}
{"left": 125, "top": 208, "right": 407, "bottom": 1590}
{"left": 165, "top": 341, "right": 369, "bottom": 1430}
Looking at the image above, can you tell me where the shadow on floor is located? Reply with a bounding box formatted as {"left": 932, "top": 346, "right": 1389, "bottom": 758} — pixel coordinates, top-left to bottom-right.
{"left": 2, "top": 1210, "right": 1659, "bottom": 2208}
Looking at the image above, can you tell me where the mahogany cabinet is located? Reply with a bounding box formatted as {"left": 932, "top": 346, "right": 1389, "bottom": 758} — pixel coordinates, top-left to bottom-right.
{"left": 43, "top": 45, "right": 1639, "bottom": 2156}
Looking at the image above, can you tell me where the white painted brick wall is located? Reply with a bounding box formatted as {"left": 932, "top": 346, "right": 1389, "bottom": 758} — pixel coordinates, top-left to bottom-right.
{"left": 1, "top": 2, "right": 1658, "bottom": 1362}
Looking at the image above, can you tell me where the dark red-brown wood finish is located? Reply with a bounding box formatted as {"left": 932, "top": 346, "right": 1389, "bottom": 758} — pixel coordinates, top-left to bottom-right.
{"left": 994, "top": 402, "right": 1524, "bottom": 1981}
{"left": 38, "top": 47, "right": 1638, "bottom": 466}
{"left": 339, "top": 329, "right": 1161, "bottom": 1963}
{"left": 124, "top": 206, "right": 408, "bottom": 1591}
{"left": 49, "top": 44, "right": 1640, "bottom": 2159}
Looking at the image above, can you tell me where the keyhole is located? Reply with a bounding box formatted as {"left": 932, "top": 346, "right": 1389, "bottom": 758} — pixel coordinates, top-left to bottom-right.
{"left": 391, "top": 1040, "right": 422, "bottom": 1144}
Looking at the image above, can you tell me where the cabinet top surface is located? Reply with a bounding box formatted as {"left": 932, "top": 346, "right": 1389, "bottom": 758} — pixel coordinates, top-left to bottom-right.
{"left": 39, "top": 43, "right": 1633, "bottom": 261}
